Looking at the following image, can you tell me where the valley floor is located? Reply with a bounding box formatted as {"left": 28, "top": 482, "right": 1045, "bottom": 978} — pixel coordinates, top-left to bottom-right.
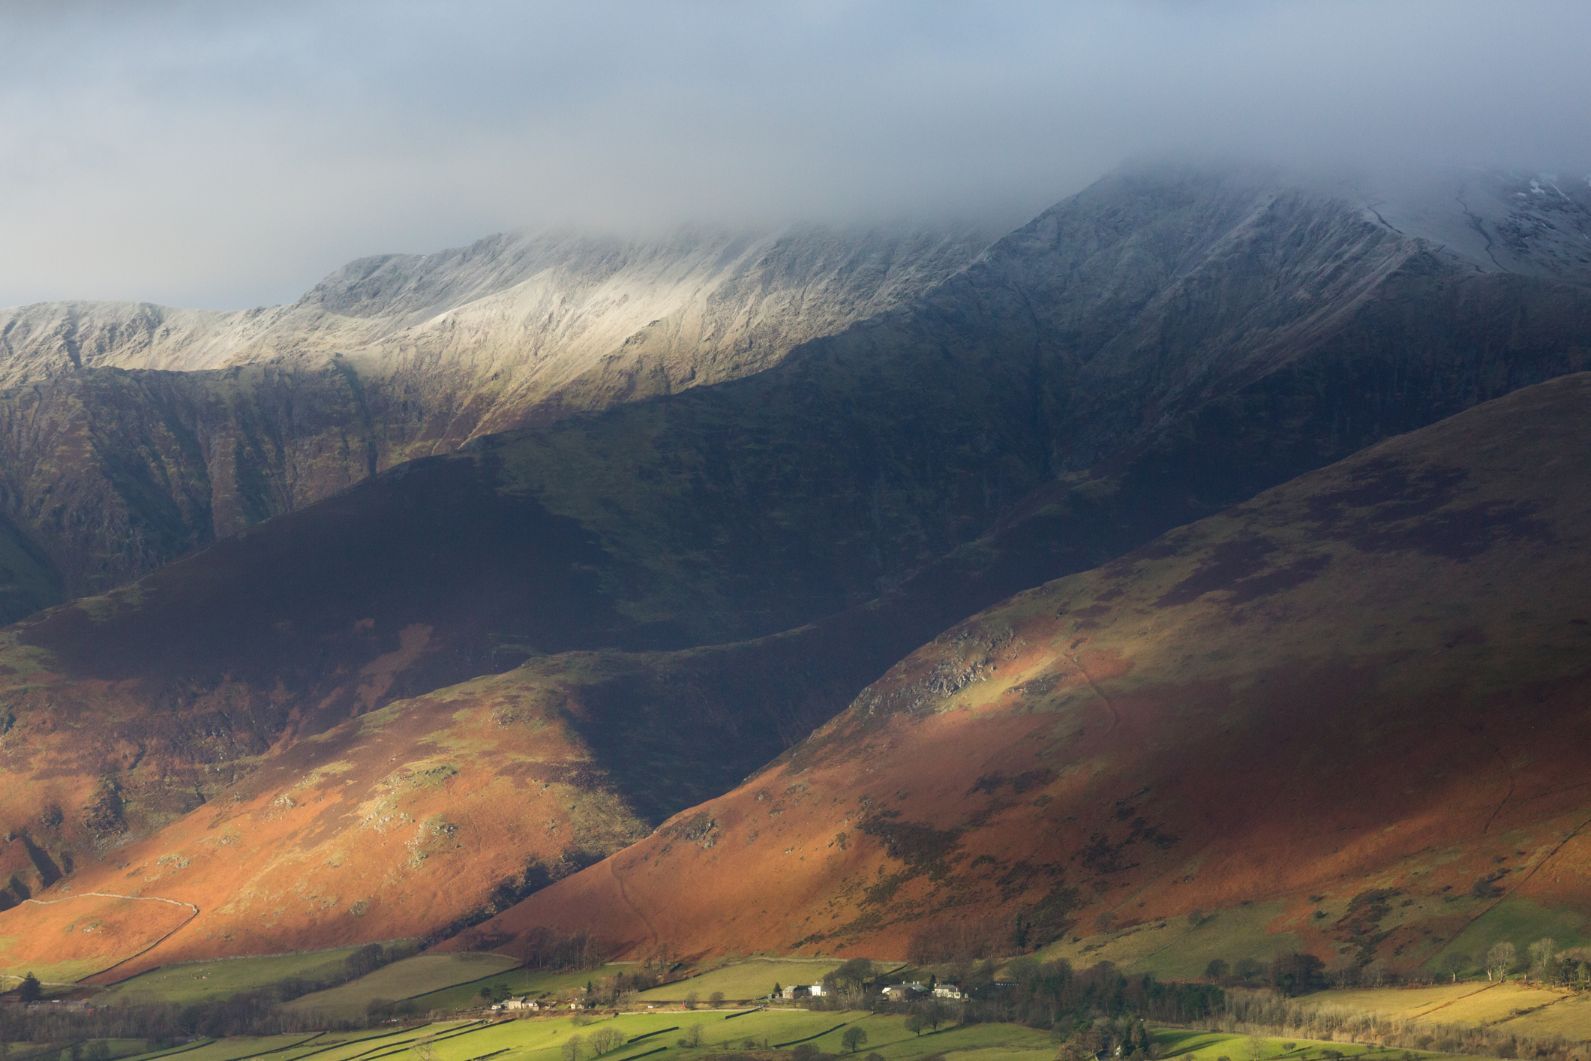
{"left": 8, "top": 953, "right": 1590, "bottom": 1059}
{"left": 8, "top": 1012, "right": 1502, "bottom": 1061}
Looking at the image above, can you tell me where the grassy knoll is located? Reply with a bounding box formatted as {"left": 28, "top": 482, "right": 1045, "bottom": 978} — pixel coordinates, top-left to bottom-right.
{"left": 1294, "top": 982, "right": 1591, "bottom": 1041}
{"left": 95, "top": 947, "right": 370, "bottom": 1007}
{"left": 402, "top": 962, "right": 633, "bottom": 1013}
{"left": 635, "top": 958, "right": 850, "bottom": 1002}
{"left": 281, "top": 953, "right": 519, "bottom": 1018}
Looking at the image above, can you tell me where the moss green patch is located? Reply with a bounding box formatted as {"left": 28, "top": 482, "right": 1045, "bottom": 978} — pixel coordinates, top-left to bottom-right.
{"left": 1433, "top": 897, "right": 1591, "bottom": 971}
{"left": 1038, "top": 901, "right": 1299, "bottom": 978}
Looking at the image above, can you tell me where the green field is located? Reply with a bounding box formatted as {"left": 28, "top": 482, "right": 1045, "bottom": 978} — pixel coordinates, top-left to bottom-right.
{"left": 95, "top": 947, "right": 371, "bottom": 1006}
{"left": 85, "top": 1012, "right": 1506, "bottom": 1061}
{"left": 1154, "top": 1029, "right": 1482, "bottom": 1061}
{"left": 281, "top": 953, "right": 520, "bottom": 1018}
{"left": 141, "top": 1009, "right": 1053, "bottom": 1060}
{"left": 135, "top": 1033, "right": 331, "bottom": 1061}
{"left": 1296, "top": 982, "right": 1591, "bottom": 1041}
{"left": 403, "top": 962, "right": 635, "bottom": 1013}
{"left": 635, "top": 958, "right": 854, "bottom": 1002}
{"left": 118, "top": 1025, "right": 437, "bottom": 1061}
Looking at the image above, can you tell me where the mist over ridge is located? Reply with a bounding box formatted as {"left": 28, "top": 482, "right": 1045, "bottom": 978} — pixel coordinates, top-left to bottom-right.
{"left": 3, "top": 0, "right": 1590, "bottom": 308}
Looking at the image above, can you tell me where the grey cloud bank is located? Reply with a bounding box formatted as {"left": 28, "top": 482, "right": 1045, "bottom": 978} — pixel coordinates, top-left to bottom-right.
{"left": 2, "top": 0, "right": 1588, "bottom": 308}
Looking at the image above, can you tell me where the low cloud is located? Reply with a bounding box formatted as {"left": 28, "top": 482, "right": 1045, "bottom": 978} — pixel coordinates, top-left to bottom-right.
{"left": 3, "top": 0, "right": 1588, "bottom": 307}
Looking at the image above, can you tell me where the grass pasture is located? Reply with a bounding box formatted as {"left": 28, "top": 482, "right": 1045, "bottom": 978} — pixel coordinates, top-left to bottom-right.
{"left": 97, "top": 1009, "right": 1058, "bottom": 1060}
{"left": 1154, "top": 1029, "right": 1481, "bottom": 1061}
{"left": 122, "top": 1032, "right": 334, "bottom": 1061}
{"left": 42, "top": 1012, "right": 1518, "bottom": 1061}
{"left": 95, "top": 947, "right": 370, "bottom": 1007}
{"left": 281, "top": 953, "right": 519, "bottom": 1018}
{"left": 635, "top": 957, "right": 852, "bottom": 1002}
{"left": 326, "top": 1008, "right": 1053, "bottom": 1060}
{"left": 1296, "top": 982, "right": 1591, "bottom": 1042}
{"left": 401, "top": 961, "right": 635, "bottom": 1013}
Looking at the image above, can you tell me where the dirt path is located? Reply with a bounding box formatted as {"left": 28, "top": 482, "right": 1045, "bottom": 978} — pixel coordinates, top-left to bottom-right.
{"left": 1069, "top": 652, "right": 1120, "bottom": 735}
{"left": 608, "top": 859, "right": 658, "bottom": 951}
{"left": 1473, "top": 728, "right": 1517, "bottom": 835}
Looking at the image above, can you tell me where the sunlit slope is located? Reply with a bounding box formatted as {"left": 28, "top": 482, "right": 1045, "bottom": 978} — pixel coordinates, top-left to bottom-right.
{"left": 479, "top": 375, "right": 1591, "bottom": 969}
{"left": 0, "top": 662, "right": 649, "bottom": 978}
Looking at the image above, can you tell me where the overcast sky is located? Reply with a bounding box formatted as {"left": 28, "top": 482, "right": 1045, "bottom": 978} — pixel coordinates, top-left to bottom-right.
{"left": 3, "top": 0, "right": 1589, "bottom": 309}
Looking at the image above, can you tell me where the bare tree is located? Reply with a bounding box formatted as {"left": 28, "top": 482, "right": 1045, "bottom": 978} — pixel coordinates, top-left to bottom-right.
{"left": 1486, "top": 941, "right": 1517, "bottom": 982}
{"left": 1528, "top": 938, "right": 1558, "bottom": 982}
{"left": 588, "top": 1027, "right": 623, "bottom": 1055}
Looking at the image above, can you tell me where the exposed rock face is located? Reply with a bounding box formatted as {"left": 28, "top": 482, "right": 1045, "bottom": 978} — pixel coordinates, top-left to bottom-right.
{"left": 0, "top": 224, "right": 986, "bottom": 613}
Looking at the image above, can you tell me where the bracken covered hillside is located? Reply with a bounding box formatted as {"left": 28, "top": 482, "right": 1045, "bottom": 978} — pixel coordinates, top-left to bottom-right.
{"left": 476, "top": 375, "right": 1591, "bottom": 973}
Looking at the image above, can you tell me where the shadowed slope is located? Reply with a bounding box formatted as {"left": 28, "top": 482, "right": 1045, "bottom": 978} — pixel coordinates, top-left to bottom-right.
{"left": 0, "top": 225, "right": 984, "bottom": 613}
{"left": 474, "top": 374, "right": 1591, "bottom": 971}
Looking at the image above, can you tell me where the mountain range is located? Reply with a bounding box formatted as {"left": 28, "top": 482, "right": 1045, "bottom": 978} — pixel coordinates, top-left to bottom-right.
{"left": 0, "top": 162, "right": 1587, "bottom": 984}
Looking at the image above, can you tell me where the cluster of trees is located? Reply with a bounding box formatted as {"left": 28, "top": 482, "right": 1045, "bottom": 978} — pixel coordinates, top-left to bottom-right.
{"left": 798, "top": 955, "right": 1221, "bottom": 1038}
{"left": 1474, "top": 938, "right": 1591, "bottom": 986}
{"left": 557, "top": 1025, "right": 625, "bottom": 1059}
{"left": 1202, "top": 938, "right": 1591, "bottom": 995}
{"left": 1202, "top": 953, "right": 1327, "bottom": 996}
{"left": 679, "top": 989, "right": 726, "bottom": 1010}
{"left": 976, "top": 959, "right": 1223, "bottom": 1031}
{"left": 1053, "top": 1016, "right": 1156, "bottom": 1061}
{"left": 518, "top": 927, "right": 607, "bottom": 972}
{"left": 578, "top": 958, "right": 673, "bottom": 1008}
